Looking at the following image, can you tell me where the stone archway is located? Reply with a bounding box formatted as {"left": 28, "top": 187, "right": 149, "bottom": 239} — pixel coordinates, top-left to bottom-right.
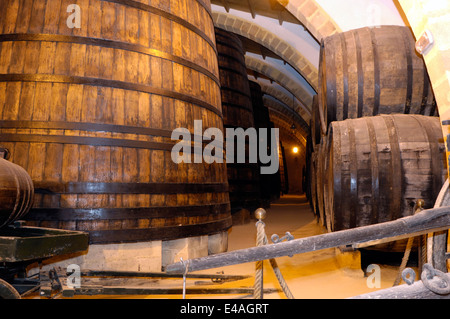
{"left": 213, "top": 11, "right": 319, "bottom": 91}
{"left": 277, "top": 0, "right": 341, "bottom": 41}
{"left": 245, "top": 55, "right": 312, "bottom": 121}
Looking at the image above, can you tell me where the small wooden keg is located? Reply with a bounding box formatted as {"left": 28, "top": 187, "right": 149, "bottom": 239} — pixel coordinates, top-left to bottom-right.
{"left": 0, "top": 154, "right": 34, "bottom": 228}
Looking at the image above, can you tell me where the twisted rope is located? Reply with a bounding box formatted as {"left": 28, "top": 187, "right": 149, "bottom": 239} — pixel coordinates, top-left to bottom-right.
{"left": 393, "top": 200, "right": 423, "bottom": 286}
{"left": 393, "top": 236, "right": 415, "bottom": 286}
{"left": 263, "top": 234, "right": 295, "bottom": 299}
{"left": 253, "top": 220, "right": 295, "bottom": 299}
{"left": 253, "top": 221, "right": 265, "bottom": 299}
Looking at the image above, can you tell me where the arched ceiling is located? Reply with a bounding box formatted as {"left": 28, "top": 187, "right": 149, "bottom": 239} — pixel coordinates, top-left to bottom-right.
{"left": 212, "top": 11, "right": 319, "bottom": 91}
{"left": 245, "top": 55, "right": 312, "bottom": 117}
{"left": 211, "top": 0, "right": 409, "bottom": 144}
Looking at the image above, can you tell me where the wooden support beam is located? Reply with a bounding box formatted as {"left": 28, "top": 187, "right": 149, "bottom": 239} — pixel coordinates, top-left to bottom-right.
{"left": 260, "top": 46, "right": 266, "bottom": 60}
{"left": 278, "top": 10, "right": 284, "bottom": 26}
{"left": 247, "top": 0, "right": 256, "bottom": 19}
{"left": 166, "top": 207, "right": 450, "bottom": 274}
{"left": 220, "top": 0, "right": 230, "bottom": 12}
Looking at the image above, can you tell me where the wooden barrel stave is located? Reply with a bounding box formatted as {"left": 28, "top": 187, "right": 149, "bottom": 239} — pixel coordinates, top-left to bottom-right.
{"left": 324, "top": 114, "right": 447, "bottom": 250}
{"left": 0, "top": 0, "right": 231, "bottom": 244}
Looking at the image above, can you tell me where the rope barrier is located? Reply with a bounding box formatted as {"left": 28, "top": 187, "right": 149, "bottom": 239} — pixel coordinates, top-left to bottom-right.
{"left": 263, "top": 233, "right": 295, "bottom": 299}
{"left": 253, "top": 208, "right": 294, "bottom": 299}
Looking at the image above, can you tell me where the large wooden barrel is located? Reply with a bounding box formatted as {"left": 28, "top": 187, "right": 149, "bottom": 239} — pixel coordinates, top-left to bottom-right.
{"left": 305, "top": 133, "right": 319, "bottom": 216}
{"left": 249, "top": 81, "right": 270, "bottom": 134}
{"left": 249, "top": 80, "right": 271, "bottom": 208}
{"left": 310, "top": 151, "right": 318, "bottom": 217}
{"left": 215, "top": 28, "right": 261, "bottom": 213}
{"left": 315, "top": 138, "right": 327, "bottom": 228}
{"left": 0, "top": 0, "right": 231, "bottom": 244}
{"left": 307, "top": 95, "right": 322, "bottom": 216}
{"left": 323, "top": 114, "right": 447, "bottom": 250}
{"left": 279, "top": 141, "right": 288, "bottom": 194}
{"left": 319, "top": 26, "right": 437, "bottom": 134}
{"left": 269, "top": 121, "right": 281, "bottom": 201}
{"left": 0, "top": 154, "right": 34, "bottom": 228}
{"left": 215, "top": 28, "right": 254, "bottom": 129}
{"left": 304, "top": 133, "right": 313, "bottom": 207}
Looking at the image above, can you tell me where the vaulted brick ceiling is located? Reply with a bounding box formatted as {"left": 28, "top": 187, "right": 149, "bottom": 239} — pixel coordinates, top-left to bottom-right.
{"left": 211, "top": 0, "right": 408, "bottom": 144}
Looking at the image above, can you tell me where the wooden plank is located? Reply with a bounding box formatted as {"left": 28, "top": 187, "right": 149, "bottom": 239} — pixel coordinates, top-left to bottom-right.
{"left": 0, "top": 226, "right": 89, "bottom": 263}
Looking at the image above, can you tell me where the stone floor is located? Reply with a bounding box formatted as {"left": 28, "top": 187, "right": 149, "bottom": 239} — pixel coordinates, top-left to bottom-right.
{"left": 26, "top": 194, "right": 415, "bottom": 299}
{"left": 182, "top": 194, "right": 404, "bottom": 299}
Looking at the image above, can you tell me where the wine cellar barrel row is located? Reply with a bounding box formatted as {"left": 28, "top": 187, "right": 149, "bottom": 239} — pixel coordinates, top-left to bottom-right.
{"left": 307, "top": 25, "right": 445, "bottom": 255}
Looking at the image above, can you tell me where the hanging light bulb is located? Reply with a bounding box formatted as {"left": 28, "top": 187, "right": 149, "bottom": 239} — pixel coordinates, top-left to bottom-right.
{"left": 291, "top": 123, "right": 296, "bottom": 130}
